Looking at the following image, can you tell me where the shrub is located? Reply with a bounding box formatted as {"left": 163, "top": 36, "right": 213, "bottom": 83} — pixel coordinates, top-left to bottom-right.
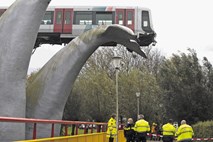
{"left": 192, "top": 120, "right": 213, "bottom": 138}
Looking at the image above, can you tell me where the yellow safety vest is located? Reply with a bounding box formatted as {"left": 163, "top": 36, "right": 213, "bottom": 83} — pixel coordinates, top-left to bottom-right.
{"left": 176, "top": 124, "right": 194, "bottom": 142}
{"left": 162, "top": 123, "right": 176, "bottom": 136}
{"left": 134, "top": 119, "right": 150, "bottom": 133}
{"left": 106, "top": 117, "right": 117, "bottom": 138}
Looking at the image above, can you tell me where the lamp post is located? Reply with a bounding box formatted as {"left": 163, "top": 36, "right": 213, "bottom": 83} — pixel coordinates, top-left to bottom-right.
{"left": 112, "top": 56, "right": 122, "bottom": 142}
{"left": 136, "top": 92, "right": 140, "bottom": 117}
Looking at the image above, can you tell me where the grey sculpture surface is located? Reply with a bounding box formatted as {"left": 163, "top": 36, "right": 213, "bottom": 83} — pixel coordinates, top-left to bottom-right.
{"left": 0, "top": 0, "right": 51, "bottom": 141}
{"left": 26, "top": 24, "right": 147, "bottom": 139}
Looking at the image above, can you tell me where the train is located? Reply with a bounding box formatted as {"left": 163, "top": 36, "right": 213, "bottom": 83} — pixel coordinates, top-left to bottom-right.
{"left": 0, "top": 6, "right": 156, "bottom": 48}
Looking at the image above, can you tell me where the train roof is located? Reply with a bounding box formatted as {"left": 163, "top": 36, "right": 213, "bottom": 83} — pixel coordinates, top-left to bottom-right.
{"left": 0, "top": 6, "right": 151, "bottom": 11}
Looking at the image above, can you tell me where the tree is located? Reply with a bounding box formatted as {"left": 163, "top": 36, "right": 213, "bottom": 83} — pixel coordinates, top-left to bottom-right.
{"left": 63, "top": 46, "right": 164, "bottom": 123}
{"left": 159, "top": 49, "right": 212, "bottom": 124}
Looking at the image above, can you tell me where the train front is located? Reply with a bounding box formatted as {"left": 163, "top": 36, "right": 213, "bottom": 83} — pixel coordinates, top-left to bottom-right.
{"left": 136, "top": 8, "right": 156, "bottom": 47}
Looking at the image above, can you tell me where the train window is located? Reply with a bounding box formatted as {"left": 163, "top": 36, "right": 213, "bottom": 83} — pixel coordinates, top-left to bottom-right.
{"left": 41, "top": 11, "right": 53, "bottom": 25}
{"left": 127, "top": 11, "right": 133, "bottom": 25}
{"left": 64, "top": 11, "right": 71, "bottom": 24}
{"left": 141, "top": 11, "right": 151, "bottom": 32}
{"left": 144, "top": 21, "right": 148, "bottom": 27}
{"left": 74, "top": 11, "right": 92, "bottom": 25}
{"left": 56, "top": 11, "right": 62, "bottom": 24}
{"left": 118, "top": 13, "right": 123, "bottom": 25}
{"left": 96, "top": 12, "right": 113, "bottom": 25}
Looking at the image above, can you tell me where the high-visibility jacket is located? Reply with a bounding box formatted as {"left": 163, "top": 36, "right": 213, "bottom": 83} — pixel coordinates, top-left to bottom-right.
{"left": 134, "top": 119, "right": 150, "bottom": 133}
{"left": 162, "top": 123, "right": 176, "bottom": 136}
{"left": 106, "top": 117, "right": 117, "bottom": 138}
{"left": 176, "top": 124, "right": 194, "bottom": 142}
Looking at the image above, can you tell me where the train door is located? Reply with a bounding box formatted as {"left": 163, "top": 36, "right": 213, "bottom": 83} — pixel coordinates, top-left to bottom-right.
{"left": 116, "top": 9, "right": 125, "bottom": 26}
{"left": 54, "top": 9, "right": 73, "bottom": 33}
{"left": 116, "top": 9, "right": 135, "bottom": 31}
{"left": 126, "top": 9, "right": 135, "bottom": 31}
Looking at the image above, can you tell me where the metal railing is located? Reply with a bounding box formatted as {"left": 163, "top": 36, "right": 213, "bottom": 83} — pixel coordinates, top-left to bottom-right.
{"left": 0, "top": 116, "right": 108, "bottom": 140}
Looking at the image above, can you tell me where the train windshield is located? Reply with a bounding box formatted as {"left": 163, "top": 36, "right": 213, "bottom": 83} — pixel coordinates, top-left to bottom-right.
{"left": 142, "top": 11, "right": 152, "bottom": 32}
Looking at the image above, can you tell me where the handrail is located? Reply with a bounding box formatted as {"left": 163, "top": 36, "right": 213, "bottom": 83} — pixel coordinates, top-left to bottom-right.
{"left": 0, "top": 116, "right": 106, "bottom": 125}
{"left": 0, "top": 116, "right": 108, "bottom": 140}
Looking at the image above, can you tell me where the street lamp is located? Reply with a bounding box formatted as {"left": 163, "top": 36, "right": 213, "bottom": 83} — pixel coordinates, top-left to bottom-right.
{"left": 136, "top": 92, "right": 140, "bottom": 117}
{"left": 112, "top": 56, "right": 122, "bottom": 142}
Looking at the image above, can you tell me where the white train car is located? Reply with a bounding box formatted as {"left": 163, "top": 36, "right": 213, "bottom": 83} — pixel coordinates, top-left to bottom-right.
{"left": 0, "top": 6, "right": 156, "bottom": 48}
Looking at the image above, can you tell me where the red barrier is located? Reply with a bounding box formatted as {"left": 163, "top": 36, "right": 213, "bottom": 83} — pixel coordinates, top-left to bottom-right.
{"left": 0, "top": 116, "right": 107, "bottom": 140}
{"left": 192, "top": 138, "right": 213, "bottom": 141}
{"left": 147, "top": 133, "right": 213, "bottom": 141}
{"left": 147, "top": 133, "right": 163, "bottom": 138}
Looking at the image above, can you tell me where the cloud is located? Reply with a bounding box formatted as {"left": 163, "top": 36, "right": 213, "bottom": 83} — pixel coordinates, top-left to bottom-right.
{"left": 29, "top": 44, "right": 63, "bottom": 69}
{"left": 204, "top": 45, "right": 213, "bottom": 52}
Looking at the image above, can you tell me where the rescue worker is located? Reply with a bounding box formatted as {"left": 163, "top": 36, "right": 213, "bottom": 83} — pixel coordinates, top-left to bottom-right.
{"left": 176, "top": 120, "right": 194, "bottom": 142}
{"left": 124, "top": 118, "right": 135, "bottom": 142}
{"left": 157, "top": 124, "right": 163, "bottom": 141}
{"left": 106, "top": 114, "right": 117, "bottom": 142}
{"left": 134, "top": 114, "right": 150, "bottom": 142}
{"left": 162, "top": 119, "right": 176, "bottom": 142}
{"left": 150, "top": 122, "right": 158, "bottom": 140}
{"left": 151, "top": 122, "right": 157, "bottom": 133}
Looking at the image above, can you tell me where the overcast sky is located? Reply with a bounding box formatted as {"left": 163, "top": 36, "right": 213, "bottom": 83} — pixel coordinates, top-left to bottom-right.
{"left": 1, "top": 0, "right": 213, "bottom": 73}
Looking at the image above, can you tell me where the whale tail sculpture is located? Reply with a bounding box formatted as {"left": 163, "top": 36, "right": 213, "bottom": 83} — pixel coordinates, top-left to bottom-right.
{"left": 26, "top": 24, "right": 152, "bottom": 139}
{"left": 0, "top": 0, "right": 51, "bottom": 141}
